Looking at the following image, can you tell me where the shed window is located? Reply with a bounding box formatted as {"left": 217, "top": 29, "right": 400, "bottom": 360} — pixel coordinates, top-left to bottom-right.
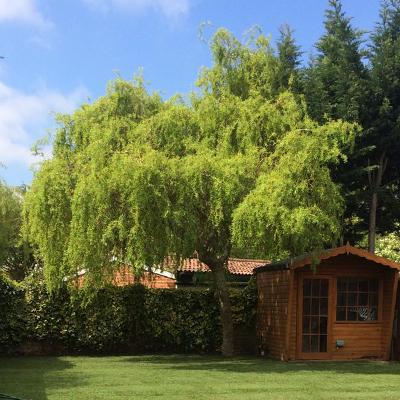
{"left": 336, "top": 278, "right": 379, "bottom": 322}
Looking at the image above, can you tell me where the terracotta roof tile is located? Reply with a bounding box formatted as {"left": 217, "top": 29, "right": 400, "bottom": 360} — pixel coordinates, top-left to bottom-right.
{"left": 175, "top": 257, "right": 269, "bottom": 275}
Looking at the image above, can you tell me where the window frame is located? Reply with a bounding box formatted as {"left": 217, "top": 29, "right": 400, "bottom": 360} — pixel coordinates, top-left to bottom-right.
{"left": 335, "top": 276, "right": 382, "bottom": 324}
{"left": 297, "top": 274, "right": 335, "bottom": 359}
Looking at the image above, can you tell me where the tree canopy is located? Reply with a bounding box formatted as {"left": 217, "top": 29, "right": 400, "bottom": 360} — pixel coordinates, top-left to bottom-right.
{"left": 301, "top": 0, "right": 400, "bottom": 252}
{"left": 17, "top": 0, "right": 400, "bottom": 357}
{"left": 0, "top": 180, "right": 31, "bottom": 281}
{"left": 23, "top": 28, "right": 358, "bottom": 355}
{"left": 0, "top": 181, "right": 20, "bottom": 266}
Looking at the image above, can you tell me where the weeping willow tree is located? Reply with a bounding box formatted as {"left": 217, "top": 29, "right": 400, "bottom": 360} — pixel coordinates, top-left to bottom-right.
{"left": 0, "top": 180, "right": 33, "bottom": 281}
{"left": 23, "top": 29, "right": 358, "bottom": 356}
{"left": 0, "top": 181, "right": 22, "bottom": 276}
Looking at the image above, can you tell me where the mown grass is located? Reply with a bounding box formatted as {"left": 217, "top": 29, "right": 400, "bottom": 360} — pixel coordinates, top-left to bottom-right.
{"left": 0, "top": 355, "right": 400, "bottom": 400}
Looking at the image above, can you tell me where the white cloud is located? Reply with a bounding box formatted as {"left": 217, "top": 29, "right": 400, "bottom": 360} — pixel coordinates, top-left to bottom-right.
{"left": 0, "top": 81, "right": 88, "bottom": 168}
{"left": 0, "top": 0, "right": 51, "bottom": 28}
{"left": 84, "top": 0, "right": 190, "bottom": 19}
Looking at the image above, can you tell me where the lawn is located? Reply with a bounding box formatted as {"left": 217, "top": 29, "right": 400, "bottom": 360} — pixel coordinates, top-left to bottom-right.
{"left": 0, "top": 356, "right": 400, "bottom": 400}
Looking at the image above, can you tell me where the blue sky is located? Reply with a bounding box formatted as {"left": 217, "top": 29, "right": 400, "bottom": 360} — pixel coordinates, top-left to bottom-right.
{"left": 0, "top": 0, "right": 381, "bottom": 186}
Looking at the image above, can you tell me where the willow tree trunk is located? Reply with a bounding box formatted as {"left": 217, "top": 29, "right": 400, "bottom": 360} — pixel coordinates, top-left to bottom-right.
{"left": 368, "top": 152, "right": 387, "bottom": 253}
{"left": 211, "top": 262, "right": 234, "bottom": 356}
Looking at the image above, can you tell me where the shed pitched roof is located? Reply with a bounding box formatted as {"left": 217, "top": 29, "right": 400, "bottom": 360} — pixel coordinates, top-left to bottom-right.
{"left": 255, "top": 244, "right": 400, "bottom": 273}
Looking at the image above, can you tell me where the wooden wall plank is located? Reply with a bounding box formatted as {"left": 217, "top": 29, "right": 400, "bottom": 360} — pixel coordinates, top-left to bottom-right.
{"left": 257, "top": 269, "right": 290, "bottom": 360}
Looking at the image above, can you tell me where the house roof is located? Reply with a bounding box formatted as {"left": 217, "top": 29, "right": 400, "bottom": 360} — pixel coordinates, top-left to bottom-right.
{"left": 174, "top": 257, "right": 269, "bottom": 275}
{"left": 76, "top": 256, "right": 269, "bottom": 281}
{"left": 255, "top": 243, "right": 400, "bottom": 273}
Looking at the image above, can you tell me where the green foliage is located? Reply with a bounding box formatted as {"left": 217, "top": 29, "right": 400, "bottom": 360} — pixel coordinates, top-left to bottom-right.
{"left": 22, "top": 160, "right": 74, "bottom": 289}
{"left": 367, "top": 0, "right": 400, "bottom": 226}
{"left": 232, "top": 120, "right": 358, "bottom": 259}
{"left": 23, "top": 268, "right": 72, "bottom": 345}
{"left": 0, "top": 270, "right": 256, "bottom": 354}
{"left": 358, "top": 225, "right": 400, "bottom": 263}
{"left": 0, "top": 181, "right": 20, "bottom": 264}
{"left": 304, "top": 0, "right": 369, "bottom": 123}
{"left": 23, "top": 73, "right": 354, "bottom": 289}
{"left": 0, "top": 182, "right": 32, "bottom": 281}
{"left": 22, "top": 29, "right": 356, "bottom": 357}
{"left": 197, "top": 28, "right": 279, "bottom": 100}
{"left": 230, "top": 276, "right": 257, "bottom": 327}
{"left": 0, "top": 274, "right": 25, "bottom": 352}
{"left": 374, "top": 231, "right": 400, "bottom": 263}
{"left": 300, "top": 0, "right": 400, "bottom": 246}
{"left": 275, "top": 24, "right": 302, "bottom": 93}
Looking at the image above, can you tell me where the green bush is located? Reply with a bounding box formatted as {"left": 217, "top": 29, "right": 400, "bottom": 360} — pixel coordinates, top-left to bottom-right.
{"left": 0, "top": 274, "right": 26, "bottom": 352}
{"left": 0, "top": 270, "right": 257, "bottom": 355}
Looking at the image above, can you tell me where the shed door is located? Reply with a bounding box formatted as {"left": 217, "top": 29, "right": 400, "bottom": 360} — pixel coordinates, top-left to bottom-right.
{"left": 298, "top": 277, "right": 331, "bottom": 359}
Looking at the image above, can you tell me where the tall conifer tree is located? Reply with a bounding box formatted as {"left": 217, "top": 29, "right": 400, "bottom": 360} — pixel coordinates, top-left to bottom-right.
{"left": 304, "top": 0, "right": 368, "bottom": 123}
{"left": 275, "top": 24, "right": 302, "bottom": 93}
{"left": 366, "top": 0, "right": 400, "bottom": 251}
{"left": 304, "top": 0, "right": 370, "bottom": 246}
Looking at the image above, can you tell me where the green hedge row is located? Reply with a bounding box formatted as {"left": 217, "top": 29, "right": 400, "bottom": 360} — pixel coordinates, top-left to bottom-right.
{"left": 0, "top": 275, "right": 26, "bottom": 350}
{"left": 0, "top": 271, "right": 257, "bottom": 355}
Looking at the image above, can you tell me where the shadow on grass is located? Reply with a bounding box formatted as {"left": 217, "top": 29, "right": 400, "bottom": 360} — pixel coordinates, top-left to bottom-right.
{"left": 0, "top": 357, "right": 84, "bottom": 400}
{"left": 120, "top": 354, "right": 400, "bottom": 375}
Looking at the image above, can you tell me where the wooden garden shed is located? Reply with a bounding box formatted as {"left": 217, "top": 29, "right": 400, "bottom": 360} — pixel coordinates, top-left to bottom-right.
{"left": 256, "top": 244, "right": 400, "bottom": 361}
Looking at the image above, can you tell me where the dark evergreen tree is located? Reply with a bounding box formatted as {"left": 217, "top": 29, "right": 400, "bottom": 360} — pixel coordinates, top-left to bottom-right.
{"left": 304, "top": 0, "right": 369, "bottom": 122}
{"left": 275, "top": 24, "right": 302, "bottom": 92}
{"left": 303, "top": 0, "right": 371, "bottom": 246}
{"left": 306, "top": 0, "right": 400, "bottom": 252}
{"left": 365, "top": 0, "right": 400, "bottom": 251}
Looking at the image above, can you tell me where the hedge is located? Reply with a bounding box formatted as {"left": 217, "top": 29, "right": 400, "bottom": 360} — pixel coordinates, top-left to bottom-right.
{"left": 0, "top": 274, "right": 26, "bottom": 351}
{"left": 0, "top": 270, "right": 257, "bottom": 355}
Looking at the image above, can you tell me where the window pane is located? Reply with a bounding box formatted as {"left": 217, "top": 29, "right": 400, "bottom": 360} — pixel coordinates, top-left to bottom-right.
{"left": 320, "top": 298, "right": 328, "bottom": 316}
{"left": 311, "top": 299, "right": 319, "bottom": 315}
{"left": 349, "top": 280, "right": 358, "bottom": 291}
{"left": 348, "top": 293, "right": 357, "bottom": 306}
{"left": 320, "top": 280, "right": 328, "bottom": 297}
{"left": 303, "top": 317, "right": 310, "bottom": 334}
{"left": 320, "top": 335, "right": 327, "bottom": 352}
{"left": 303, "top": 280, "right": 311, "bottom": 296}
{"left": 370, "top": 306, "right": 378, "bottom": 321}
{"left": 359, "top": 293, "right": 368, "bottom": 306}
{"left": 358, "top": 280, "right": 368, "bottom": 292}
{"left": 336, "top": 278, "right": 379, "bottom": 322}
{"left": 337, "top": 307, "right": 346, "bottom": 321}
{"left": 312, "top": 280, "right": 320, "bottom": 297}
{"left": 358, "top": 306, "right": 369, "bottom": 321}
{"left": 302, "top": 279, "right": 329, "bottom": 354}
{"left": 337, "top": 292, "right": 346, "bottom": 306}
{"left": 348, "top": 308, "right": 357, "bottom": 321}
{"left": 369, "top": 293, "right": 378, "bottom": 307}
{"left": 320, "top": 317, "right": 327, "bottom": 334}
{"left": 302, "top": 335, "right": 310, "bottom": 352}
{"left": 311, "top": 317, "right": 319, "bottom": 333}
{"left": 303, "top": 298, "right": 311, "bottom": 315}
{"left": 310, "top": 335, "right": 319, "bottom": 352}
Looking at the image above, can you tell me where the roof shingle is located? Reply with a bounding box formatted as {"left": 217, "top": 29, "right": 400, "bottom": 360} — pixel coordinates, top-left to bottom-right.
{"left": 175, "top": 257, "right": 268, "bottom": 275}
